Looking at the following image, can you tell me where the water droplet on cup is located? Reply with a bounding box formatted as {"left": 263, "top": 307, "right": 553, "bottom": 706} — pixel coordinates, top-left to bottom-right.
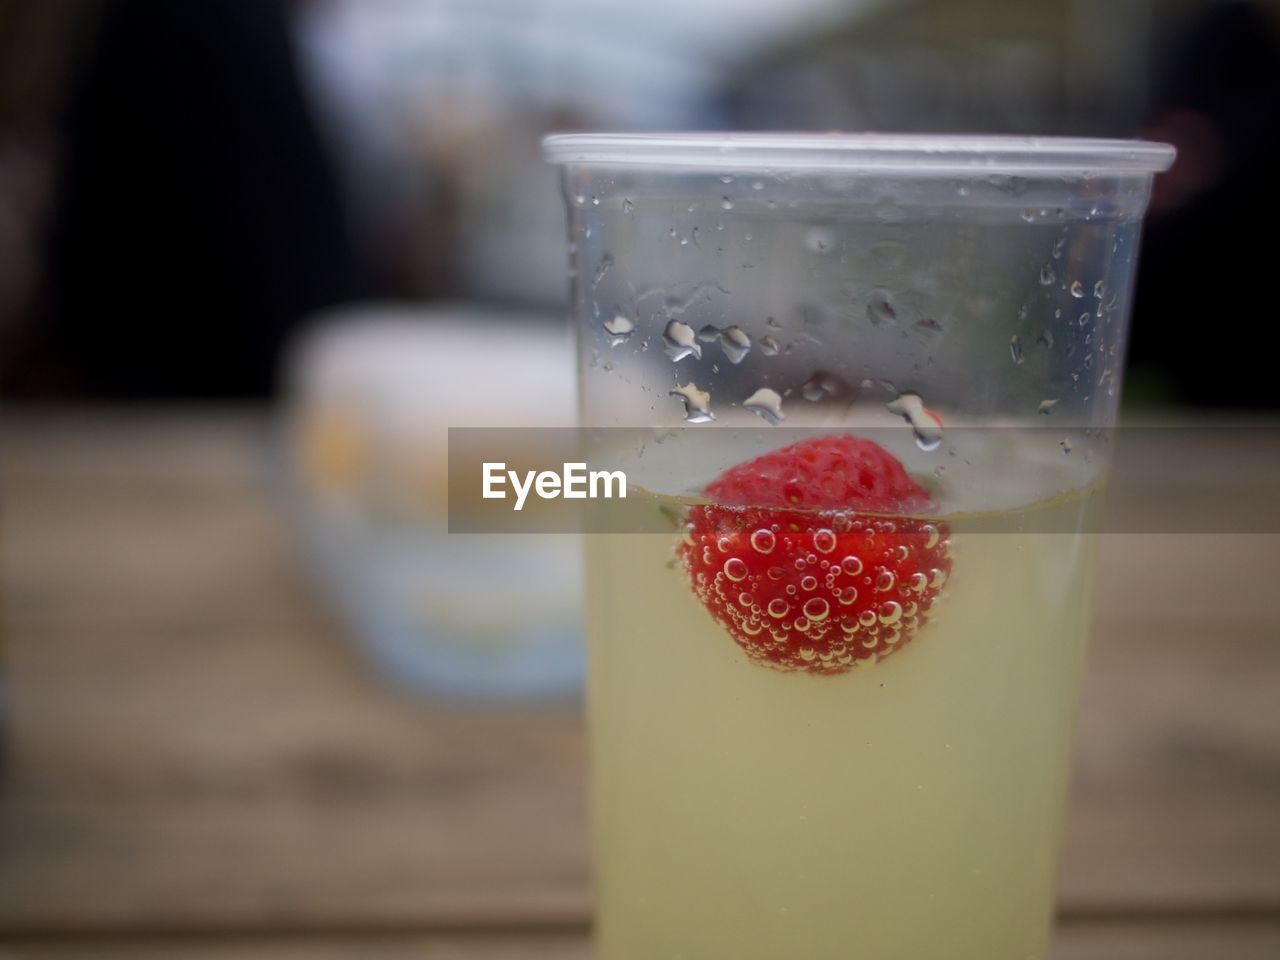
{"left": 1038, "top": 398, "right": 1059, "bottom": 415}
{"left": 697, "top": 324, "right": 721, "bottom": 343}
{"left": 1009, "top": 334, "right": 1024, "bottom": 365}
{"left": 801, "top": 372, "right": 842, "bottom": 402}
{"left": 591, "top": 253, "right": 614, "bottom": 288}
{"left": 759, "top": 336, "right": 780, "bottom": 356}
{"left": 744, "top": 387, "right": 786, "bottom": 424}
{"left": 670, "top": 382, "right": 714, "bottom": 423}
{"left": 602, "top": 314, "right": 635, "bottom": 345}
{"left": 885, "top": 392, "right": 944, "bottom": 452}
{"left": 719, "top": 325, "right": 752, "bottom": 364}
{"left": 1040, "top": 264, "right": 1055, "bottom": 286}
{"left": 1070, "top": 281, "right": 1085, "bottom": 298}
{"left": 867, "top": 288, "right": 898, "bottom": 326}
{"left": 663, "top": 319, "right": 701, "bottom": 361}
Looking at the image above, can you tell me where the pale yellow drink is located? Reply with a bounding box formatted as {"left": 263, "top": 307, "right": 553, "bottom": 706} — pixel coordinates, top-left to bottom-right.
{"left": 586, "top": 492, "right": 1096, "bottom": 960}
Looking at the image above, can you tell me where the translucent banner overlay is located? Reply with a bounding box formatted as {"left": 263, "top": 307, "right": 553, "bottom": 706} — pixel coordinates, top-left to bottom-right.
{"left": 447, "top": 426, "right": 1280, "bottom": 534}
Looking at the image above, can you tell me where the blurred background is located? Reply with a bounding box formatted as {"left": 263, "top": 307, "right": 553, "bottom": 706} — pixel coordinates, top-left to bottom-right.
{"left": 0, "top": 0, "right": 1278, "bottom": 403}
{"left": 0, "top": 1, "right": 1278, "bottom": 957}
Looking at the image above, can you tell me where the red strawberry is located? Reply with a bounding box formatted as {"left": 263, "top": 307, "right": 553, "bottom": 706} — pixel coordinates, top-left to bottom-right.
{"left": 678, "top": 435, "right": 951, "bottom": 674}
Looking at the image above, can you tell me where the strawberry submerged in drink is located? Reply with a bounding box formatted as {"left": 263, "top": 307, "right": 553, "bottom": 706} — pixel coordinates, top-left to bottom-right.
{"left": 678, "top": 436, "right": 951, "bottom": 673}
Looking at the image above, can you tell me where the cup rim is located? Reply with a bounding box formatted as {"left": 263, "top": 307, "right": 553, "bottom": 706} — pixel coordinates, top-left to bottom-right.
{"left": 541, "top": 132, "right": 1176, "bottom": 175}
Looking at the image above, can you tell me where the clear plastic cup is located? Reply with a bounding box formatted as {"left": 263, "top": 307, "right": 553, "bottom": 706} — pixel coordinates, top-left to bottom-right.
{"left": 545, "top": 133, "right": 1173, "bottom": 959}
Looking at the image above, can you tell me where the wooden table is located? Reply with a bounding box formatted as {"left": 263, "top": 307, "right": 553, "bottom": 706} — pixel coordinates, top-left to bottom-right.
{"left": 1, "top": 410, "right": 1277, "bottom": 958}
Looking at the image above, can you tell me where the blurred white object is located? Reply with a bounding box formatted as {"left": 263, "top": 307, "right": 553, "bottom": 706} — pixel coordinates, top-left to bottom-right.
{"left": 284, "top": 302, "right": 582, "bottom": 699}
{"left": 292, "top": 0, "right": 882, "bottom": 305}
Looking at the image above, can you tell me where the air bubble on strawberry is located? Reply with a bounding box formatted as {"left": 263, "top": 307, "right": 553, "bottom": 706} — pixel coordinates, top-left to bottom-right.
{"left": 677, "top": 435, "right": 951, "bottom": 674}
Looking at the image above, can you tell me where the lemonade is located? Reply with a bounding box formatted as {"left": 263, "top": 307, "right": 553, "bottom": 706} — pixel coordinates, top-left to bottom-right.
{"left": 585, "top": 489, "right": 1096, "bottom": 960}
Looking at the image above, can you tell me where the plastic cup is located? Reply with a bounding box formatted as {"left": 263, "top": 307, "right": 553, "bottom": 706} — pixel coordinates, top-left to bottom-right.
{"left": 545, "top": 133, "right": 1173, "bottom": 959}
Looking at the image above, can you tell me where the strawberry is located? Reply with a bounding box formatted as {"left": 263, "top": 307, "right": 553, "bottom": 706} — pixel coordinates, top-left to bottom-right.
{"left": 677, "top": 435, "right": 951, "bottom": 674}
